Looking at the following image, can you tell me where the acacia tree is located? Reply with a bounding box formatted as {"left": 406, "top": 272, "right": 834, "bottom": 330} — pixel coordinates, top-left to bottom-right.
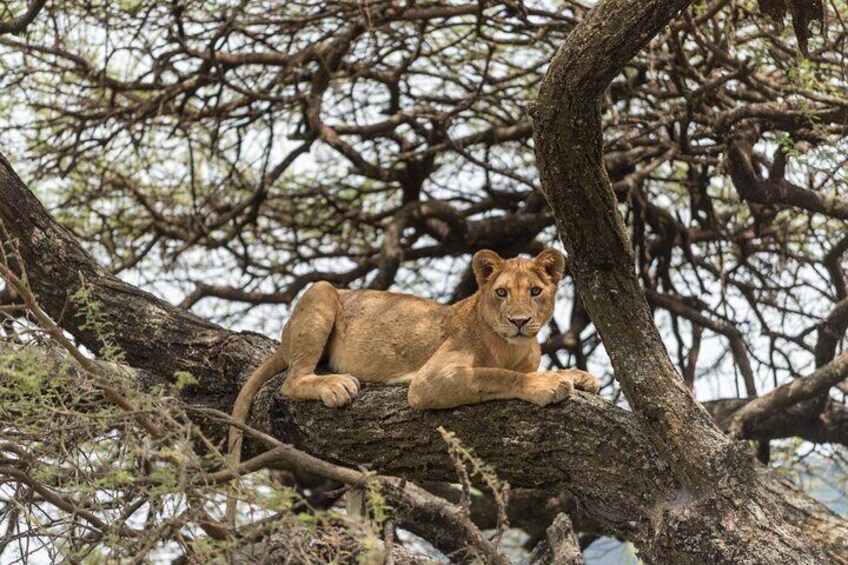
{"left": 1, "top": 0, "right": 847, "bottom": 563}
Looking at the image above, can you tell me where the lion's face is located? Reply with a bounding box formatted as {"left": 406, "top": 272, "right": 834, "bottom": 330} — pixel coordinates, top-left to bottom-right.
{"left": 472, "top": 248, "right": 566, "bottom": 342}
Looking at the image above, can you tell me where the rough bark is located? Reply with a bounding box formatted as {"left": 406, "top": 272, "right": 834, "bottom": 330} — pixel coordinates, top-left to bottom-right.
{"left": 708, "top": 397, "right": 848, "bottom": 446}
{"left": 1, "top": 153, "right": 846, "bottom": 562}
{"left": 531, "top": 0, "right": 829, "bottom": 561}
{"left": 281, "top": 386, "right": 848, "bottom": 561}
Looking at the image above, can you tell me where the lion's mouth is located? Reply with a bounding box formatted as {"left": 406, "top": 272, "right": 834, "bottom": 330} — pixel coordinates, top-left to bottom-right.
{"left": 507, "top": 330, "right": 535, "bottom": 339}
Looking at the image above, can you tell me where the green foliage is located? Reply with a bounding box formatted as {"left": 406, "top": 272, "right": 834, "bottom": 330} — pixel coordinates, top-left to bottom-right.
{"left": 776, "top": 133, "right": 801, "bottom": 158}
{"left": 1, "top": 335, "right": 377, "bottom": 562}
{"left": 172, "top": 370, "right": 198, "bottom": 392}
{"left": 71, "top": 280, "right": 125, "bottom": 363}
{"left": 438, "top": 426, "right": 510, "bottom": 540}
{"left": 363, "top": 472, "right": 392, "bottom": 529}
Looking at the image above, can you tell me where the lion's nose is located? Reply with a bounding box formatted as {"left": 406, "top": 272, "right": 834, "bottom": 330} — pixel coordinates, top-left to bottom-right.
{"left": 508, "top": 317, "right": 531, "bottom": 329}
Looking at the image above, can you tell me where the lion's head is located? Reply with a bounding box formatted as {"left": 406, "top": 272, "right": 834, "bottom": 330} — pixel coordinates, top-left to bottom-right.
{"left": 472, "top": 248, "right": 566, "bottom": 342}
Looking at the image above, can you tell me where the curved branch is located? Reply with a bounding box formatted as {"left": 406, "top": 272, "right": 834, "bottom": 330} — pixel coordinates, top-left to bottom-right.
{"left": 532, "top": 0, "right": 731, "bottom": 494}
{"left": 531, "top": 0, "right": 828, "bottom": 560}
{"left": 727, "top": 137, "right": 848, "bottom": 221}
{"left": 816, "top": 298, "right": 848, "bottom": 367}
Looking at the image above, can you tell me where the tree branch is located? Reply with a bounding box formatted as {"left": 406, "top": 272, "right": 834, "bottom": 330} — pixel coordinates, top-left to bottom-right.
{"left": 532, "top": 0, "right": 734, "bottom": 495}
{"left": 0, "top": 0, "right": 47, "bottom": 35}
{"left": 531, "top": 0, "right": 830, "bottom": 560}
{"left": 529, "top": 513, "right": 584, "bottom": 565}
{"left": 727, "top": 136, "right": 848, "bottom": 221}
{"left": 726, "top": 351, "right": 848, "bottom": 437}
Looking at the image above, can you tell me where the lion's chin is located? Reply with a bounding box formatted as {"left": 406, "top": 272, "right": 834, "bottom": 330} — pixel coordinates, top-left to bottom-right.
{"left": 505, "top": 333, "right": 536, "bottom": 343}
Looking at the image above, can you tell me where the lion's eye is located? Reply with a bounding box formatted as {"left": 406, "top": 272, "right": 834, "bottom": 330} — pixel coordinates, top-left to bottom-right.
{"left": 495, "top": 288, "right": 508, "bottom": 298}
{"left": 530, "top": 287, "right": 542, "bottom": 296}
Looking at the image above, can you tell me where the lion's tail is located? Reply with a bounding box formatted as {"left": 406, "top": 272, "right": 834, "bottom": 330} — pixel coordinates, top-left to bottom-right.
{"left": 224, "top": 352, "right": 289, "bottom": 526}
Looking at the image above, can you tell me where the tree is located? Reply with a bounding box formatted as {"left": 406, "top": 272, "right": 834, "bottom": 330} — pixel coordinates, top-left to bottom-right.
{"left": 1, "top": 0, "right": 847, "bottom": 562}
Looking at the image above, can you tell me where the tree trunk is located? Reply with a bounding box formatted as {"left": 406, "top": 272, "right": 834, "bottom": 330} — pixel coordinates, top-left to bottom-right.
{"left": 531, "top": 0, "right": 829, "bottom": 561}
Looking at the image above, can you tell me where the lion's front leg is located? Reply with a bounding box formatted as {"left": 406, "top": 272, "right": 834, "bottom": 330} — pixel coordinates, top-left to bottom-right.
{"left": 283, "top": 373, "right": 361, "bottom": 407}
{"left": 407, "top": 363, "right": 576, "bottom": 410}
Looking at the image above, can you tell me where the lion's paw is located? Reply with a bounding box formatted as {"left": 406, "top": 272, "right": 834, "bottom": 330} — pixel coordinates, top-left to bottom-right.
{"left": 559, "top": 369, "right": 601, "bottom": 394}
{"left": 522, "top": 371, "right": 575, "bottom": 407}
{"left": 318, "top": 374, "right": 360, "bottom": 407}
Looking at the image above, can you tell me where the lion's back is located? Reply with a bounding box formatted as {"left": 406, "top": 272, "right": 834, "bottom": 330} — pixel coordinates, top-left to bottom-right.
{"left": 326, "top": 289, "right": 451, "bottom": 381}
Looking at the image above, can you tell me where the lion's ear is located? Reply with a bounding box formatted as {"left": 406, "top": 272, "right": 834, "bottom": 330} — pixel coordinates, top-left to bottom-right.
{"left": 472, "top": 250, "right": 504, "bottom": 288}
{"left": 534, "top": 248, "right": 566, "bottom": 283}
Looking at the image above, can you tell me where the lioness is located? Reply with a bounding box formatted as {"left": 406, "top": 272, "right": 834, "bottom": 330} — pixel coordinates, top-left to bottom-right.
{"left": 233, "top": 246, "right": 598, "bottom": 411}
{"left": 226, "top": 248, "right": 600, "bottom": 521}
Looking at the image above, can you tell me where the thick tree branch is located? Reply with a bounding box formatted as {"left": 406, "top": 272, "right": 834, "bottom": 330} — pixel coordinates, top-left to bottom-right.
{"left": 532, "top": 0, "right": 734, "bottom": 495}
{"left": 727, "top": 136, "right": 848, "bottom": 221}
{"left": 816, "top": 298, "right": 848, "bottom": 367}
{"left": 529, "top": 514, "right": 584, "bottom": 565}
{"left": 707, "top": 397, "right": 848, "bottom": 446}
{"left": 531, "top": 0, "right": 829, "bottom": 560}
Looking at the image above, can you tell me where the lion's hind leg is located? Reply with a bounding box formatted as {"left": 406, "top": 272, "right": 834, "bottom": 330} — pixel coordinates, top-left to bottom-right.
{"left": 280, "top": 281, "right": 360, "bottom": 407}
{"left": 284, "top": 373, "right": 360, "bottom": 407}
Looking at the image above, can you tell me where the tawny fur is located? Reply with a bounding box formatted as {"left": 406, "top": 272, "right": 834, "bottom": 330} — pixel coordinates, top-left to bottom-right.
{"left": 225, "top": 248, "right": 600, "bottom": 523}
